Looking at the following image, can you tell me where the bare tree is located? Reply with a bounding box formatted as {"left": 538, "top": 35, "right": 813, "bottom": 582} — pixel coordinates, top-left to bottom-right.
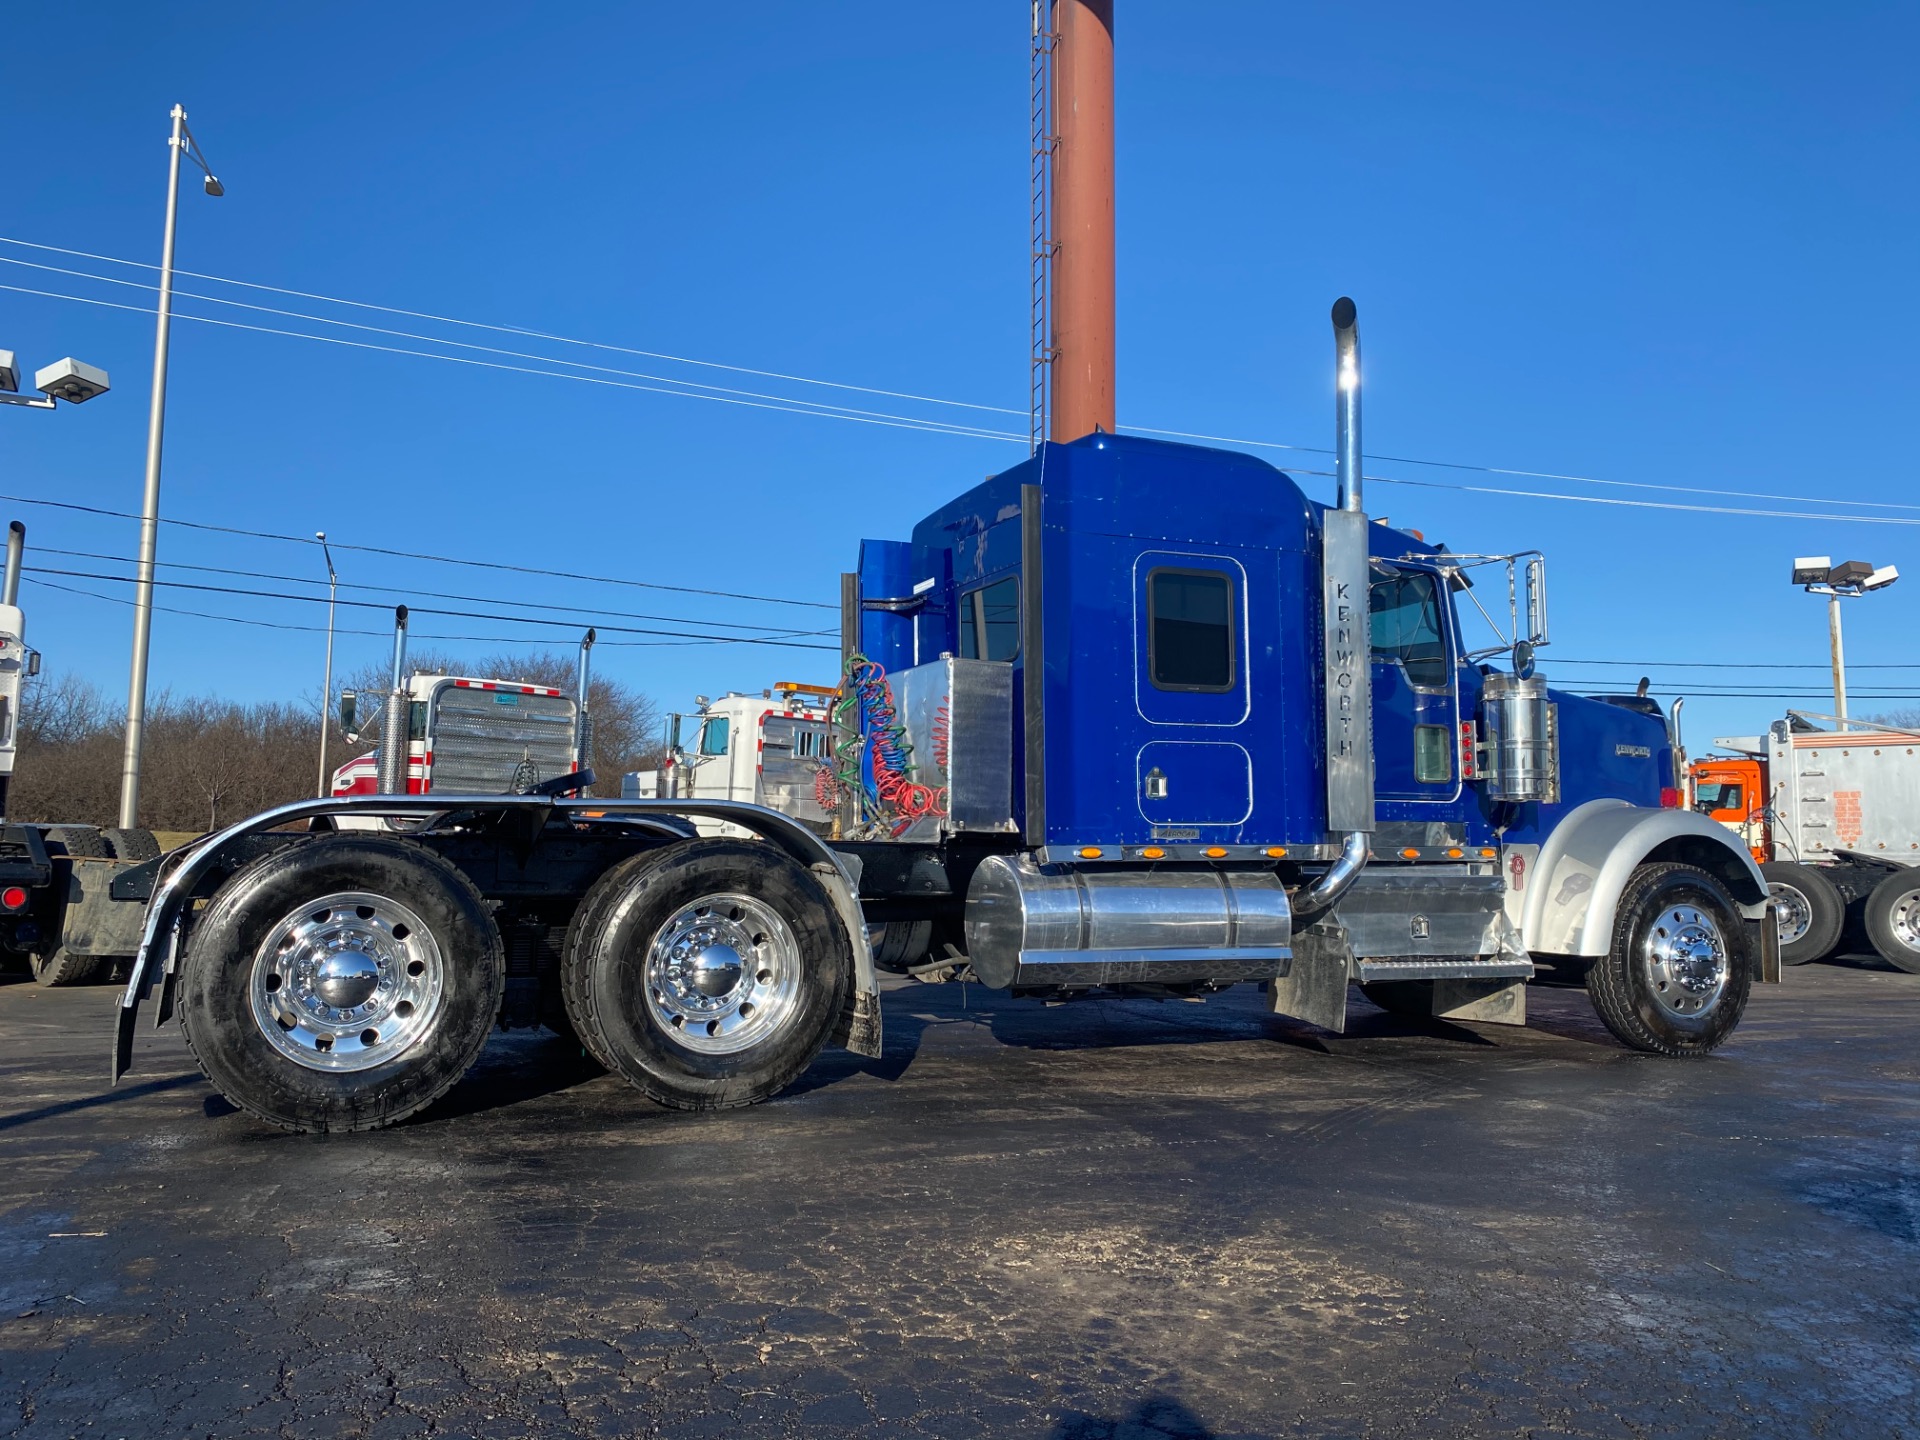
{"left": 10, "top": 652, "right": 662, "bottom": 830}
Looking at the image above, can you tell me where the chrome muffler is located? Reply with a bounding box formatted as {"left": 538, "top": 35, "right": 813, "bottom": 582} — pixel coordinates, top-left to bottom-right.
{"left": 965, "top": 855, "right": 1293, "bottom": 989}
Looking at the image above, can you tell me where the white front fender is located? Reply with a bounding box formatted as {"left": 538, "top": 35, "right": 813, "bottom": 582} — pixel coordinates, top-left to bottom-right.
{"left": 1520, "top": 799, "right": 1769, "bottom": 957}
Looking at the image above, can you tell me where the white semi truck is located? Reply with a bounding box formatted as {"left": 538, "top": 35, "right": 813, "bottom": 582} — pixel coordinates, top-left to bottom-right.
{"left": 0, "top": 522, "right": 164, "bottom": 985}
{"left": 623, "top": 683, "right": 837, "bottom": 834}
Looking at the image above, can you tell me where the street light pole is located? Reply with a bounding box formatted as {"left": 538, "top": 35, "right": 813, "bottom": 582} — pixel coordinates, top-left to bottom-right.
{"left": 1827, "top": 591, "right": 1847, "bottom": 725}
{"left": 118, "top": 104, "right": 222, "bottom": 829}
{"left": 1792, "top": 556, "right": 1899, "bottom": 732}
{"left": 315, "top": 532, "right": 339, "bottom": 798}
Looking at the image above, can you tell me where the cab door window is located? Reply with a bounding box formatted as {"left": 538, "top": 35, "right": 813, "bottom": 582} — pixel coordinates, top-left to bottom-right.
{"left": 1370, "top": 571, "right": 1450, "bottom": 689}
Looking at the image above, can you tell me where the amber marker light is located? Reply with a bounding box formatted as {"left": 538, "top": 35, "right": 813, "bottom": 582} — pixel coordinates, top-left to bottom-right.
{"left": 1400, "top": 847, "right": 1420, "bottom": 860}
{"left": 1079, "top": 847, "right": 1103, "bottom": 859}
{"left": 1480, "top": 848, "right": 1497, "bottom": 858}
{"left": 1204, "top": 846, "right": 1228, "bottom": 858}
{"left": 1265, "top": 846, "right": 1288, "bottom": 858}
{"left": 1447, "top": 847, "right": 1464, "bottom": 858}
{"left": 1140, "top": 846, "right": 1165, "bottom": 859}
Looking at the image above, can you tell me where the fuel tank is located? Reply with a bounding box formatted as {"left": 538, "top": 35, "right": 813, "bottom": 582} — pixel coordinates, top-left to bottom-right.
{"left": 964, "top": 854, "right": 1293, "bottom": 989}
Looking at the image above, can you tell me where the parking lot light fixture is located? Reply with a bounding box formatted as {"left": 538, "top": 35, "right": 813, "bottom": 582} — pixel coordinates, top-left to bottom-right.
{"left": 1794, "top": 555, "right": 1900, "bottom": 727}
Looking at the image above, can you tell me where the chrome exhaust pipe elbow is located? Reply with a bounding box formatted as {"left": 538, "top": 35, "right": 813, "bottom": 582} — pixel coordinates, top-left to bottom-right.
{"left": 1294, "top": 830, "right": 1369, "bottom": 929}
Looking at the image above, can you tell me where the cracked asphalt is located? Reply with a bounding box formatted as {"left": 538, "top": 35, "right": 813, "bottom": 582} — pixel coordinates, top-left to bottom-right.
{"left": 2, "top": 958, "right": 1916, "bottom": 1439}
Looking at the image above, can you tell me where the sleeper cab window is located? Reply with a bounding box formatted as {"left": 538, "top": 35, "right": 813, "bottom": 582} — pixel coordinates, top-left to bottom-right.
{"left": 958, "top": 575, "right": 1020, "bottom": 661}
{"left": 1369, "top": 569, "right": 1450, "bottom": 688}
{"left": 1147, "top": 568, "right": 1235, "bottom": 692}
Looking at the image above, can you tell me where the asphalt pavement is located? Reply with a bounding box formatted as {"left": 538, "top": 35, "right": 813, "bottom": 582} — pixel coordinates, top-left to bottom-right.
{"left": 2, "top": 958, "right": 1915, "bottom": 1439}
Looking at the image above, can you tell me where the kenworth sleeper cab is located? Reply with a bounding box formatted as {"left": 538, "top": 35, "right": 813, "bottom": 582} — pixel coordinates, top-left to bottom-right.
{"left": 110, "top": 302, "right": 1778, "bottom": 1132}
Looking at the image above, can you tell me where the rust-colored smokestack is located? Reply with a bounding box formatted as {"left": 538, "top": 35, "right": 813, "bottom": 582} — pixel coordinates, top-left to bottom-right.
{"left": 1049, "top": 0, "right": 1115, "bottom": 443}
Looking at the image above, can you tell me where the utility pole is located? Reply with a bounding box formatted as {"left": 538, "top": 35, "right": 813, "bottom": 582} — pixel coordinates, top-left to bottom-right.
{"left": 119, "top": 103, "right": 223, "bottom": 828}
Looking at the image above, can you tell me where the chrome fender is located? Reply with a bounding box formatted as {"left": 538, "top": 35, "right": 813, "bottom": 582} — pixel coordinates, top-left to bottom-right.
{"left": 113, "top": 793, "right": 880, "bottom": 1080}
{"left": 1519, "top": 798, "right": 1769, "bottom": 957}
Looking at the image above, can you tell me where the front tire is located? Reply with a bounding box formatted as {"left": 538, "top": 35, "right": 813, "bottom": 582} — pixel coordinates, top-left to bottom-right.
{"left": 1588, "top": 862, "right": 1753, "bottom": 1057}
{"left": 565, "top": 838, "right": 850, "bottom": 1110}
{"left": 1759, "top": 861, "right": 1844, "bottom": 965}
{"left": 1862, "top": 870, "right": 1920, "bottom": 975}
{"left": 177, "top": 835, "right": 504, "bottom": 1133}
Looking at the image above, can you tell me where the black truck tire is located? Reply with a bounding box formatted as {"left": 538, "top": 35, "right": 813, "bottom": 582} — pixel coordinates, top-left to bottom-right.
{"left": 43, "top": 826, "right": 110, "bottom": 859}
{"left": 1862, "top": 869, "right": 1920, "bottom": 975}
{"left": 1759, "top": 861, "right": 1844, "bottom": 965}
{"left": 29, "top": 947, "right": 108, "bottom": 987}
{"left": 177, "top": 834, "right": 505, "bottom": 1133}
{"left": 1587, "top": 862, "right": 1753, "bottom": 1057}
{"left": 102, "top": 827, "right": 163, "bottom": 862}
{"left": 566, "top": 837, "right": 851, "bottom": 1111}
{"left": 32, "top": 828, "right": 115, "bottom": 985}
{"left": 559, "top": 846, "right": 686, "bottom": 1072}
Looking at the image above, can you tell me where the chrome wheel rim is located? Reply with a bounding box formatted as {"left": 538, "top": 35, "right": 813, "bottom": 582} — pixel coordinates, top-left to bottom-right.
{"left": 642, "top": 892, "right": 800, "bottom": 1055}
{"left": 249, "top": 891, "right": 444, "bottom": 1072}
{"left": 1886, "top": 885, "right": 1920, "bottom": 954}
{"left": 1640, "top": 902, "right": 1730, "bottom": 1021}
{"left": 1768, "top": 881, "right": 1813, "bottom": 946}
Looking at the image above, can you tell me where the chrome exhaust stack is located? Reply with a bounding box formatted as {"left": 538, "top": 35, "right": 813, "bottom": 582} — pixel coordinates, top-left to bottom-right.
{"left": 2, "top": 521, "right": 23, "bottom": 607}
{"left": 575, "top": 627, "right": 596, "bottom": 776}
{"left": 1299, "top": 297, "right": 1375, "bottom": 924}
{"left": 376, "top": 606, "right": 410, "bottom": 795}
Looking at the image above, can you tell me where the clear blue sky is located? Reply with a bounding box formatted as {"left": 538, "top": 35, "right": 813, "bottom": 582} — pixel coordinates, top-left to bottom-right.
{"left": 4, "top": 2, "right": 1916, "bottom": 749}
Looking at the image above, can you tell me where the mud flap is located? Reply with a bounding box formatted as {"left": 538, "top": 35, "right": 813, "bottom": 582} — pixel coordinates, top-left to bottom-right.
{"left": 1757, "top": 904, "right": 1782, "bottom": 984}
{"left": 1432, "top": 976, "right": 1527, "bottom": 1025}
{"left": 816, "top": 860, "right": 883, "bottom": 1058}
{"left": 1268, "top": 919, "right": 1350, "bottom": 1033}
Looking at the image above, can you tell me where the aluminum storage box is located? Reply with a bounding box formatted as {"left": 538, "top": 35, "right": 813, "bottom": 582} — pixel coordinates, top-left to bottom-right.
{"left": 887, "top": 657, "right": 1017, "bottom": 842}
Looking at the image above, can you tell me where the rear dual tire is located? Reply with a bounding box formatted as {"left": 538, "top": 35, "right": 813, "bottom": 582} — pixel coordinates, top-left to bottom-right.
{"left": 563, "top": 839, "right": 850, "bottom": 1111}
{"left": 30, "top": 828, "right": 117, "bottom": 987}
{"left": 1759, "top": 861, "right": 1844, "bottom": 966}
{"left": 1863, "top": 870, "right": 1920, "bottom": 975}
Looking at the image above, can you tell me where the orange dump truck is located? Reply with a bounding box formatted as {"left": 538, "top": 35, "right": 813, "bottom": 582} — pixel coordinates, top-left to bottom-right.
{"left": 1690, "top": 717, "right": 1920, "bottom": 972}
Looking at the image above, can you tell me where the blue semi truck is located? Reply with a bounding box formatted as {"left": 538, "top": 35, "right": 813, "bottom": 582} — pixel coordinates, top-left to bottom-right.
{"left": 111, "top": 301, "right": 1778, "bottom": 1132}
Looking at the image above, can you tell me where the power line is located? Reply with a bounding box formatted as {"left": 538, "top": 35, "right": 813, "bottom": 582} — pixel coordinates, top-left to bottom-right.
{"left": 0, "top": 255, "right": 1027, "bottom": 439}
{"left": 22, "top": 270, "right": 1919, "bottom": 530}
{"left": 25, "top": 576, "right": 810, "bottom": 651}
{"left": 0, "top": 489, "right": 838, "bottom": 611}
{"left": 9, "top": 234, "right": 1917, "bottom": 523}
{"left": 1282, "top": 465, "right": 1920, "bottom": 529}
{"left": 25, "top": 566, "right": 838, "bottom": 651}
{"left": 0, "top": 235, "right": 1030, "bottom": 418}
{"left": 0, "top": 282, "right": 1026, "bottom": 447}
{"left": 1550, "top": 656, "right": 1920, "bottom": 671}
{"left": 34, "top": 545, "right": 836, "bottom": 639}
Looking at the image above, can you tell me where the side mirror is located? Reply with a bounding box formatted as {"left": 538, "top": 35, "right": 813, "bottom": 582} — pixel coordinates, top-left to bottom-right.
{"left": 338, "top": 689, "right": 358, "bottom": 741}
{"left": 1512, "top": 639, "right": 1536, "bottom": 680}
{"left": 1524, "top": 556, "right": 1549, "bottom": 646}
{"left": 25, "top": 649, "right": 39, "bottom": 678}
{"left": 663, "top": 713, "right": 682, "bottom": 751}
